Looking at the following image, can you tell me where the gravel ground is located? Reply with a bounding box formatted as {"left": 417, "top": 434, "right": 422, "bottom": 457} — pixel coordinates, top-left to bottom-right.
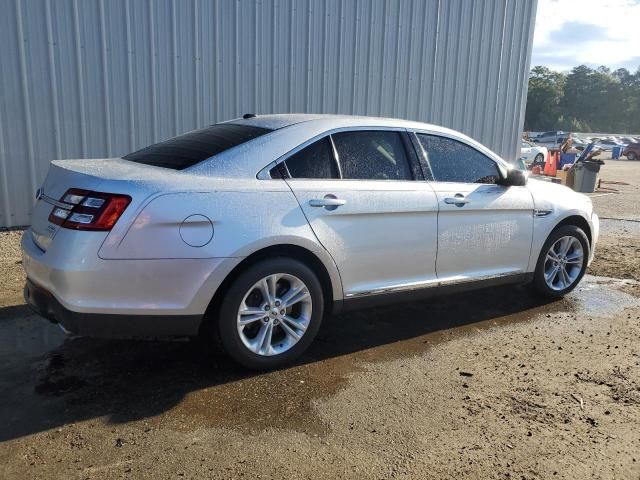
{"left": 0, "top": 230, "right": 25, "bottom": 308}
{"left": 1, "top": 160, "right": 639, "bottom": 479}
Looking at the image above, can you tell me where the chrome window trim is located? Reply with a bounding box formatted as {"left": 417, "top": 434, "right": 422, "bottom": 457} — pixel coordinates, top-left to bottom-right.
{"left": 256, "top": 125, "right": 409, "bottom": 180}
{"left": 408, "top": 131, "right": 434, "bottom": 181}
{"left": 328, "top": 134, "right": 343, "bottom": 179}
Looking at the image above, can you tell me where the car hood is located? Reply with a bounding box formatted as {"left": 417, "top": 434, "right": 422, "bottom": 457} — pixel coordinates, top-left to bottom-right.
{"left": 526, "top": 178, "right": 593, "bottom": 215}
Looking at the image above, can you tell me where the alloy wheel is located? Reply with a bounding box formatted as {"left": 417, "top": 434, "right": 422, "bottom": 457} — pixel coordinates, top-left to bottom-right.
{"left": 543, "top": 235, "right": 584, "bottom": 291}
{"left": 236, "top": 273, "right": 312, "bottom": 356}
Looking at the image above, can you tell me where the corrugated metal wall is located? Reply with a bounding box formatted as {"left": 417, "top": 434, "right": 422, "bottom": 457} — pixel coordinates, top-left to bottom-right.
{"left": 0, "top": 0, "right": 537, "bottom": 228}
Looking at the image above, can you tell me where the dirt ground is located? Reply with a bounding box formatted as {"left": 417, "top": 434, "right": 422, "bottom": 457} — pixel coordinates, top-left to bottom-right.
{"left": 1, "top": 161, "right": 639, "bottom": 480}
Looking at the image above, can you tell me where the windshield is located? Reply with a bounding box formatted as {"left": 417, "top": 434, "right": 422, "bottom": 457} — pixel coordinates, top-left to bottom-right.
{"left": 123, "top": 124, "right": 272, "bottom": 170}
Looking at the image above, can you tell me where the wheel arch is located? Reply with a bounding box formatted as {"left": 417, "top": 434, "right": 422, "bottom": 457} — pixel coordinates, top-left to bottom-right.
{"left": 553, "top": 214, "right": 592, "bottom": 247}
{"left": 200, "top": 243, "right": 341, "bottom": 334}
{"left": 532, "top": 218, "right": 591, "bottom": 298}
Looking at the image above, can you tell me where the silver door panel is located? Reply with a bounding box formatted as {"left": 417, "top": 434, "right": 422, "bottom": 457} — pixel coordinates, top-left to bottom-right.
{"left": 286, "top": 179, "right": 439, "bottom": 297}
{"left": 431, "top": 183, "right": 534, "bottom": 281}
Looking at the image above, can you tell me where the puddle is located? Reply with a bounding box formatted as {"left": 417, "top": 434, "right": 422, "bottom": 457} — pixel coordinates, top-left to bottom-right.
{"left": 0, "top": 275, "right": 636, "bottom": 440}
{"left": 572, "top": 275, "right": 640, "bottom": 316}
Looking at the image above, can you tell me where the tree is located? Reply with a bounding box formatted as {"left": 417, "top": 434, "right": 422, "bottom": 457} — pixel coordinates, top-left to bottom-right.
{"left": 524, "top": 66, "right": 565, "bottom": 131}
{"left": 613, "top": 67, "right": 640, "bottom": 133}
{"left": 524, "top": 64, "right": 640, "bottom": 134}
{"left": 561, "top": 65, "right": 608, "bottom": 131}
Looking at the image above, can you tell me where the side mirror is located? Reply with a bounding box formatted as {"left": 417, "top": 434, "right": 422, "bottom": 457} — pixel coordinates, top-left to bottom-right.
{"left": 504, "top": 168, "right": 527, "bottom": 186}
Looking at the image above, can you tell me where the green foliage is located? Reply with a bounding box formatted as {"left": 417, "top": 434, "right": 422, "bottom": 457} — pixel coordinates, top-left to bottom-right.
{"left": 524, "top": 64, "right": 640, "bottom": 133}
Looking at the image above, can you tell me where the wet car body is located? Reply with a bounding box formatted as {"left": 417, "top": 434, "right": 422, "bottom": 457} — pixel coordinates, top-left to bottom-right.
{"left": 22, "top": 114, "right": 599, "bottom": 368}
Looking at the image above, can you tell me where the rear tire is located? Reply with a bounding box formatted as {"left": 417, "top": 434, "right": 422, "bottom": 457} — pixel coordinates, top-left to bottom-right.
{"left": 214, "top": 257, "right": 324, "bottom": 370}
{"left": 627, "top": 152, "right": 637, "bottom": 161}
{"left": 533, "top": 225, "right": 589, "bottom": 298}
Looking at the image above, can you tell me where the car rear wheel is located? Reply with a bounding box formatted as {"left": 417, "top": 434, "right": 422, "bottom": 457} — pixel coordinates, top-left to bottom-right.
{"left": 533, "top": 225, "right": 589, "bottom": 298}
{"left": 627, "top": 152, "right": 637, "bottom": 161}
{"left": 214, "top": 257, "right": 324, "bottom": 370}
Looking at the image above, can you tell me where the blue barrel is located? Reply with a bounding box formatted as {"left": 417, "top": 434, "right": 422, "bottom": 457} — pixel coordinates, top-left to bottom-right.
{"left": 612, "top": 146, "right": 623, "bottom": 159}
{"left": 560, "top": 153, "right": 576, "bottom": 168}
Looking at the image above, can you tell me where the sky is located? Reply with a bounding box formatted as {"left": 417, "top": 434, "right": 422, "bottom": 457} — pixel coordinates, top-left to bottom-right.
{"left": 532, "top": 0, "right": 640, "bottom": 72}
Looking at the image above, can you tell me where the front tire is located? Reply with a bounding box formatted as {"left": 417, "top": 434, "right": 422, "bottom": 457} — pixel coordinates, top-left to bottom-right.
{"left": 215, "top": 257, "right": 324, "bottom": 370}
{"left": 533, "top": 225, "right": 589, "bottom": 298}
{"left": 627, "top": 152, "right": 637, "bottom": 161}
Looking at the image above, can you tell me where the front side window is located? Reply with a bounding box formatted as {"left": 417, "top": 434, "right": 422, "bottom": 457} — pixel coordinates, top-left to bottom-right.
{"left": 123, "top": 124, "right": 272, "bottom": 170}
{"left": 332, "top": 131, "right": 413, "bottom": 181}
{"left": 284, "top": 137, "right": 339, "bottom": 179}
{"left": 417, "top": 134, "right": 500, "bottom": 184}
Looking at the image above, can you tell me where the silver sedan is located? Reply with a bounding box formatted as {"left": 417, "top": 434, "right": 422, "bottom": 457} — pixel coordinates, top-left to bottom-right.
{"left": 22, "top": 114, "right": 599, "bottom": 369}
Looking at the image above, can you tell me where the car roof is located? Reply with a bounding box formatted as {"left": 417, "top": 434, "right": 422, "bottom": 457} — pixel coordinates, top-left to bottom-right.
{"left": 189, "top": 113, "right": 508, "bottom": 178}
{"left": 224, "top": 113, "right": 454, "bottom": 133}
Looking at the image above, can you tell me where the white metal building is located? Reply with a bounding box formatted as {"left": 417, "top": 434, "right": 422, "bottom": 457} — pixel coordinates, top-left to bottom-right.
{"left": 0, "top": 0, "right": 537, "bottom": 228}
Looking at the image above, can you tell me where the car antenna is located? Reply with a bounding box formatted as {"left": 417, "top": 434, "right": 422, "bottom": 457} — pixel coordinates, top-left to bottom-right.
{"left": 243, "top": 113, "right": 256, "bottom": 119}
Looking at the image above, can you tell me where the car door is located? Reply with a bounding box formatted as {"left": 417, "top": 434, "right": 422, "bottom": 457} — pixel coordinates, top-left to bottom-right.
{"left": 280, "top": 129, "right": 439, "bottom": 298}
{"left": 415, "top": 133, "right": 534, "bottom": 283}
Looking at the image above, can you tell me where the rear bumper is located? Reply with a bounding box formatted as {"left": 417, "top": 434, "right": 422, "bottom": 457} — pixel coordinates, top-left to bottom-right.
{"left": 24, "top": 278, "right": 202, "bottom": 338}
{"left": 21, "top": 228, "right": 240, "bottom": 317}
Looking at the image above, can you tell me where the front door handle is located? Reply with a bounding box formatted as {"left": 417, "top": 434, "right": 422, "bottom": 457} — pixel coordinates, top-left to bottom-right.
{"left": 444, "top": 195, "right": 471, "bottom": 206}
{"left": 309, "top": 195, "right": 346, "bottom": 210}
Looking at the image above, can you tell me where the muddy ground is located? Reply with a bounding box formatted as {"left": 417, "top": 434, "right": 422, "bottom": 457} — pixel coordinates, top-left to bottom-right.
{"left": 1, "top": 161, "right": 639, "bottom": 479}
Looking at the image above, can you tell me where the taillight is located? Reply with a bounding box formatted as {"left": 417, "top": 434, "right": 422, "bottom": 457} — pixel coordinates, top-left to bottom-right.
{"left": 48, "top": 188, "right": 131, "bottom": 231}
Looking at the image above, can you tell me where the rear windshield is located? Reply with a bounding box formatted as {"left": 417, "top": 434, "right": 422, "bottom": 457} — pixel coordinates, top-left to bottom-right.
{"left": 123, "top": 124, "right": 272, "bottom": 170}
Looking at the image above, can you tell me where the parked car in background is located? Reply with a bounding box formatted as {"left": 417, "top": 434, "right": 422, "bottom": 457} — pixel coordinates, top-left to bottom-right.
{"left": 623, "top": 142, "right": 640, "bottom": 160}
{"left": 593, "top": 139, "right": 625, "bottom": 151}
{"left": 21, "top": 114, "right": 599, "bottom": 369}
{"left": 520, "top": 140, "right": 548, "bottom": 165}
{"left": 531, "top": 130, "right": 564, "bottom": 142}
{"left": 620, "top": 137, "right": 638, "bottom": 146}
{"left": 570, "top": 136, "right": 589, "bottom": 150}
{"left": 532, "top": 131, "right": 567, "bottom": 149}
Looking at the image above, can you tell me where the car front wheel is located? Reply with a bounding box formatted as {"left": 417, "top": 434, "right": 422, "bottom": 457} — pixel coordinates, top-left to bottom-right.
{"left": 215, "top": 257, "right": 324, "bottom": 370}
{"left": 627, "top": 152, "right": 637, "bottom": 161}
{"left": 533, "top": 225, "right": 589, "bottom": 298}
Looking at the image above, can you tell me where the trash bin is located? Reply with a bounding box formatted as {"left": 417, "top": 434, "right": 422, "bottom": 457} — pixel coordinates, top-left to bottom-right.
{"left": 572, "top": 160, "right": 602, "bottom": 193}
{"left": 612, "top": 146, "right": 623, "bottom": 160}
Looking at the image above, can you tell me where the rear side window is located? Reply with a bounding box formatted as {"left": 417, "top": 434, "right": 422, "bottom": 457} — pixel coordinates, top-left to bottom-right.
{"left": 418, "top": 134, "right": 500, "bottom": 184}
{"left": 332, "top": 131, "right": 413, "bottom": 180}
{"left": 123, "top": 124, "right": 272, "bottom": 170}
{"left": 285, "top": 137, "right": 339, "bottom": 179}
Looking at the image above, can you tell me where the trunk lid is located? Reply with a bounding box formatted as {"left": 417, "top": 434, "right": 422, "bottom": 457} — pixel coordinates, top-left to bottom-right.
{"left": 30, "top": 158, "right": 164, "bottom": 251}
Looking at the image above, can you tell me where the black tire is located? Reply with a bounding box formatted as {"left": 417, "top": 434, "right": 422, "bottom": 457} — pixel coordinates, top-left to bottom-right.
{"left": 213, "top": 257, "right": 324, "bottom": 370}
{"left": 627, "top": 152, "right": 637, "bottom": 161}
{"left": 533, "top": 225, "right": 589, "bottom": 298}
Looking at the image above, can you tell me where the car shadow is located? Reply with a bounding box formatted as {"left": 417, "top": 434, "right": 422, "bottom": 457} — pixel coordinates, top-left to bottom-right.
{"left": 0, "top": 283, "right": 569, "bottom": 442}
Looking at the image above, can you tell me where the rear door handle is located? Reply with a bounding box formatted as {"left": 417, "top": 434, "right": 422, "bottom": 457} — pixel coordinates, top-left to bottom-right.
{"left": 444, "top": 196, "right": 471, "bottom": 205}
{"left": 309, "top": 195, "right": 346, "bottom": 210}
